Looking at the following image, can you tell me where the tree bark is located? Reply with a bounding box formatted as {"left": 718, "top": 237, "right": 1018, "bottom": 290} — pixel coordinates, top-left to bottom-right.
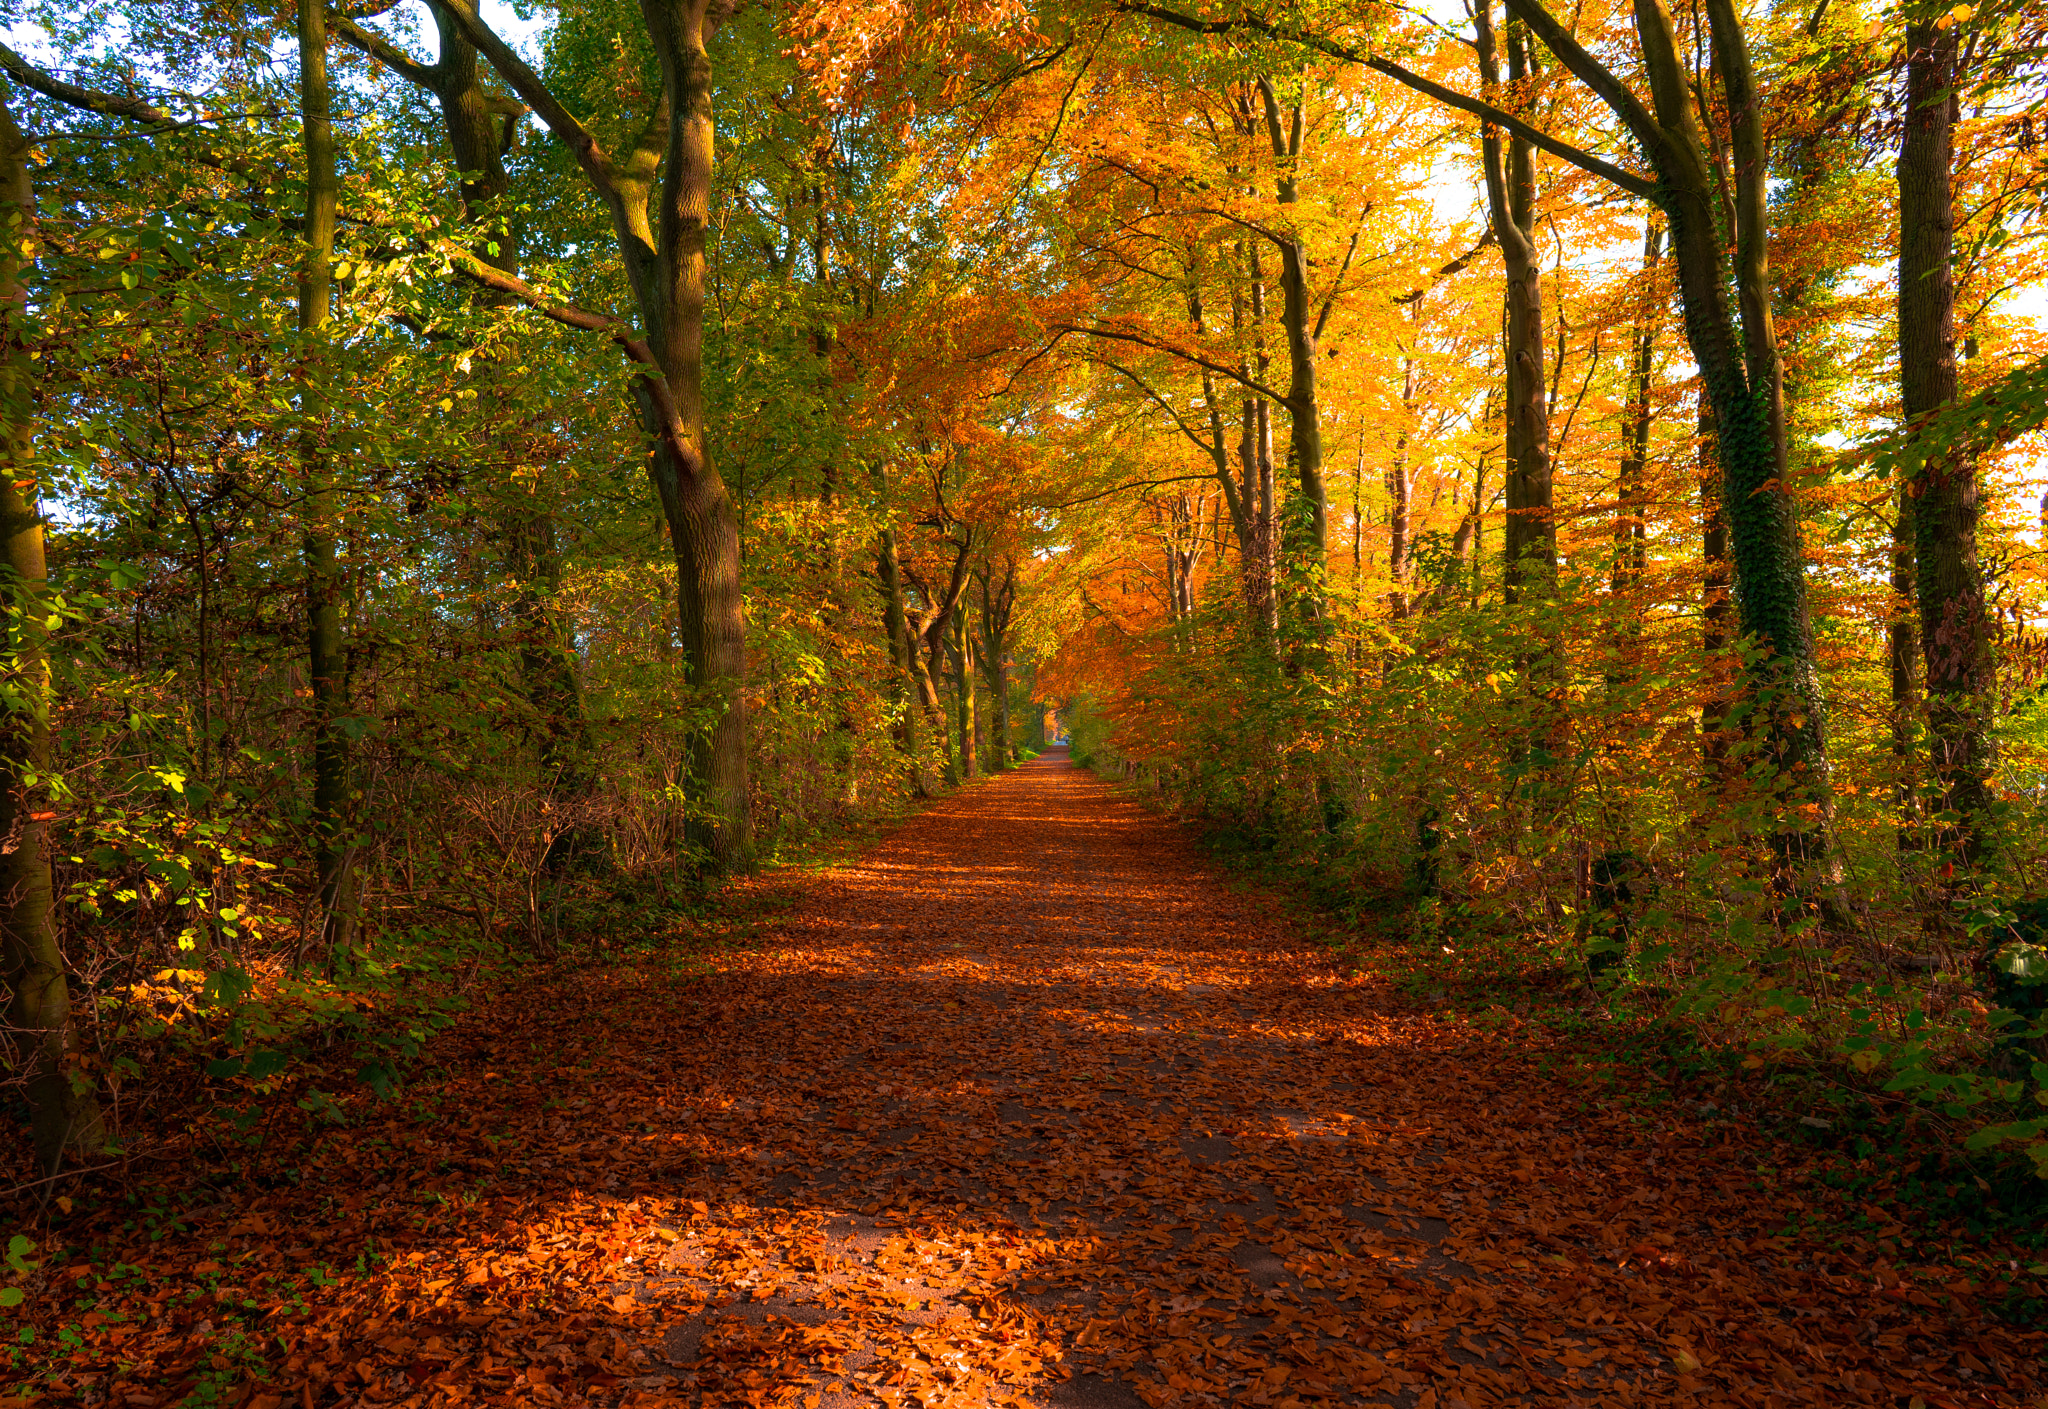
{"left": 1614, "top": 220, "right": 1660, "bottom": 597}
{"left": 1900, "top": 19, "right": 1992, "bottom": 864}
{"left": 1890, "top": 477, "right": 1920, "bottom": 842}
{"left": 1254, "top": 76, "right": 1327, "bottom": 567}
{"left": 979, "top": 559, "right": 1016, "bottom": 765}
{"left": 876, "top": 525, "right": 929, "bottom": 795}
{"left": 298, "top": 0, "right": 351, "bottom": 940}
{"left": 906, "top": 534, "right": 974, "bottom": 786}
{"left": 640, "top": 0, "right": 749, "bottom": 869}
{"left": 1188, "top": 264, "right": 1272, "bottom": 633}
{"left": 951, "top": 609, "right": 978, "bottom": 779}
{"left": 1386, "top": 355, "right": 1416, "bottom": 619}
{"left": 1699, "top": 400, "right": 1734, "bottom": 776}
{"left": 0, "top": 81, "right": 105, "bottom": 1175}
{"left": 1606, "top": 0, "right": 1837, "bottom": 873}
{"left": 1477, "top": 3, "right": 1555, "bottom": 605}
{"left": 1234, "top": 238, "right": 1280, "bottom": 637}
{"left": 439, "top": 0, "right": 752, "bottom": 870}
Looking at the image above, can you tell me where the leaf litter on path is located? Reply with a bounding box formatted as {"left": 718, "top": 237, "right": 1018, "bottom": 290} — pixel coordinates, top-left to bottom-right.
{"left": 10, "top": 752, "right": 2044, "bottom": 1408}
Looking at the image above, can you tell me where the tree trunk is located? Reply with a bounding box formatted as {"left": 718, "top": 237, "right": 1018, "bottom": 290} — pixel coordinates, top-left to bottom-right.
{"left": 1699, "top": 400, "right": 1734, "bottom": 776}
{"left": 430, "top": 2, "right": 760, "bottom": 865}
{"left": 952, "top": 609, "right": 978, "bottom": 779}
{"left": 1900, "top": 19, "right": 1992, "bottom": 865}
{"left": 1478, "top": 5, "right": 1555, "bottom": 605}
{"left": 1610, "top": 0, "right": 1839, "bottom": 877}
{"left": 1386, "top": 355, "right": 1416, "bottom": 618}
{"left": 877, "top": 525, "right": 929, "bottom": 795}
{"left": 641, "top": 0, "right": 751, "bottom": 870}
{"left": 908, "top": 537, "right": 974, "bottom": 786}
{"left": 1890, "top": 479, "right": 1920, "bottom": 843}
{"left": 298, "top": 0, "right": 351, "bottom": 941}
{"left": 980, "top": 559, "right": 1016, "bottom": 766}
{"left": 0, "top": 82, "right": 104, "bottom": 1175}
{"left": 1614, "top": 220, "right": 1660, "bottom": 597}
{"left": 1232, "top": 238, "right": 1280, "bottom": 638}
{"left": 911, "top": 620, "right": 955, "bottom": 787}
{"left": 1254, "top": 77, "right": 1327, "bottom": 566}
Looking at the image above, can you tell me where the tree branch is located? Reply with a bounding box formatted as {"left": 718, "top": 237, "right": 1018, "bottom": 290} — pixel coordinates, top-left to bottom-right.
{"left": 1044, "top": 473, "right": 1220, "bottom": 510}
{"left": 0, "top": 42, "right": 176, "bottom": 124}
{"left": 1498, "top": 0, "right": 1666, "bottom": 157}
{"left": 1052, "top": 320, "right": 1293, "bottom": 405}
{"left": 431, "top": 0, "right": 621, "bottom": 198}
{"left": 1092, "top": 352, "right": 1225, "bottom": 460}
{"left": 0, "top": 42, "right": 266, "bottom": 178}
{"left": 328, "top": 10, "right": 444, "bottom": 90}
{"left": 1113, "top": 1, "right": 1659, "bottom": 199}
{"left": 1392, "top": 227, "right": 1498, "bottom": 303}
{"left": 438, "top": 244, "right": 691, "bottom": 458}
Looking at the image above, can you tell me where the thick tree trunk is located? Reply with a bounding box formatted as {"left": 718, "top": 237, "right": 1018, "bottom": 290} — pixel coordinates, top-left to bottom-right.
{"left": 1188, "top": 275, "right": 1265, "bottom": 633}
{"left": 1619, "top": 0, "right": 1839, "bottom": 877}
{"left": 0, "top": 83, "right": 104, "bottom": 1175}
{"left": 909, "top": 621, "right": 954, "bottom": 787}
{"left": 909, "top": 538, "right": 974, "bottom": 786}
{"left": 298, "top": 0, "right": 351, "bottom": 941}
{"left": 641, "top": 0, "right": 751, "bottom": 870}
{"left": 980, "top": 560, "right": 1016, "bottom": 765}
{"left": 1900, "top": 20, "right": 1992, "bottom": 864}
{"left": 1231, "top": 239, "right": 1280, "bottom": 637}
{"left": 952, "top": 610, "right": 978, "bottom": 779}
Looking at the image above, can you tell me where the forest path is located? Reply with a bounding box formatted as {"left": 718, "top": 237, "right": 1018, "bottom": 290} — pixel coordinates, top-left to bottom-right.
{"left": 578, "top": 750, "right": 2034, "bottom": 1408}
{"left": 134, "top": 753, "right": 2032, "bottom": 1409}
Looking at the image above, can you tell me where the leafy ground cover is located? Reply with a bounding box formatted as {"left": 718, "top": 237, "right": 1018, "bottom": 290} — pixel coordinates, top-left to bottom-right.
{"left": 1189, "top": 805, "right": 2048, "bottom": 1323}
{"left": 5, "top": 751, "right": 2044, "bottom": 1408}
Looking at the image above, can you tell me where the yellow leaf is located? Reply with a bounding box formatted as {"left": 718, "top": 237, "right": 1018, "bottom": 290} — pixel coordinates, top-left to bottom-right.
{"left": 1673, "top": 1349, "right": 1701, "bottom": 1374}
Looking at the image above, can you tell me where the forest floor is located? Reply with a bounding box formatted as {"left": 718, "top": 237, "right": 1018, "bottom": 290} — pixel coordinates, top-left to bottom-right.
{"left": 12, "top": 750, "right": 2048, "bottom": 1408}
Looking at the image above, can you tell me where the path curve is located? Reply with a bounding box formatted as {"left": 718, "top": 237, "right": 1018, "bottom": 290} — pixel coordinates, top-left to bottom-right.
{"left": 593, "top": 751, "right": 2034, "bottom": 1408}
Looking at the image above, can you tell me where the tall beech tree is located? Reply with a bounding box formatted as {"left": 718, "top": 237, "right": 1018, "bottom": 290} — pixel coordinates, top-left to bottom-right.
{"left": 1899, "top": 11, "right": 1993, "bottom": 865}
{"left": 434, "top": 0, "right": 753, "bottom": 870}
{"left": 298, "top": 0, "right": 351, "bottom": 937}
{"left": 1472, "top": 0, "right": 1553, "bottom": 604}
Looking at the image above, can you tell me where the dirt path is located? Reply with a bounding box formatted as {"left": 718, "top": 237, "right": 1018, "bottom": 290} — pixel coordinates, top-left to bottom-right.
{"left": 592, "top": 751, "right": 2036, "bottom": 1408}
{"left": 72, "top": 752, "right": 2038, "bottom": 1408}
